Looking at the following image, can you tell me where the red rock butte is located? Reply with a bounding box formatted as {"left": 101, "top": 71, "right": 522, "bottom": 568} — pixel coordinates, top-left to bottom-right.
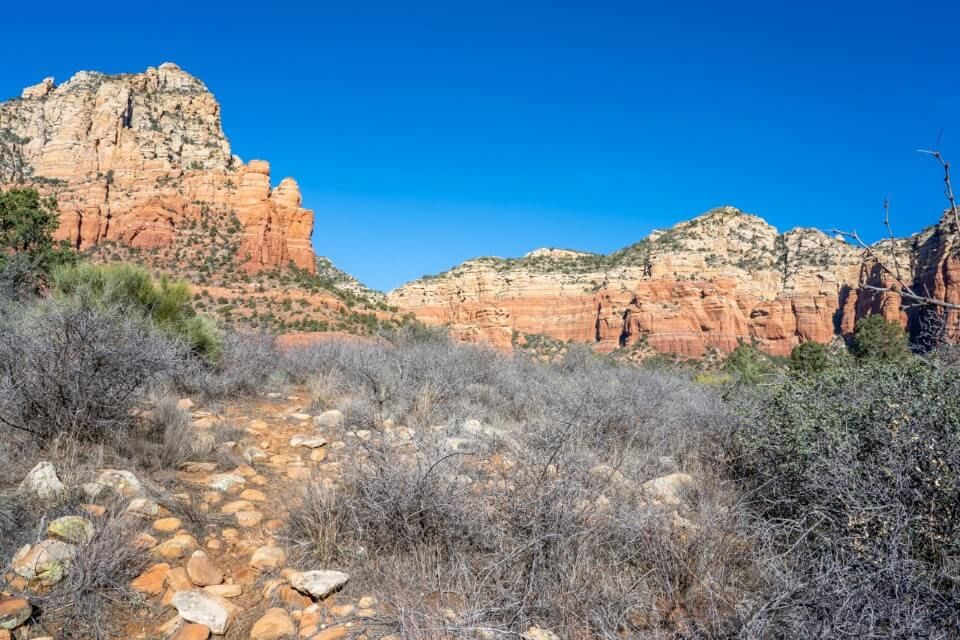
{"left": 0, "top": 63, "right": 315, "bottom": 273}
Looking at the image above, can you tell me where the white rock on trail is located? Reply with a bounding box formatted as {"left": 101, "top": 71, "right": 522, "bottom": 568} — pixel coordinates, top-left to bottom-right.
{"left": 287, "top": 570, "right": 350, "bottom": 599}
{"left": 171, "top": 589, "right": 239, "bottom": 634}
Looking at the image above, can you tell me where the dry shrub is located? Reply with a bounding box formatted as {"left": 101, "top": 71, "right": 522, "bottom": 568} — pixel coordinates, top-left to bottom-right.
{"left": 34, "top": 507, "right": 149, "bottom": 640}
{"left": 0, "top": 300, "right": 186, "bottom": 444}
{"left": 283, "top": 334, "right": 746, "bottom": 638}
{"left": 180, "top": 331, "right": 281, "bottom": 398}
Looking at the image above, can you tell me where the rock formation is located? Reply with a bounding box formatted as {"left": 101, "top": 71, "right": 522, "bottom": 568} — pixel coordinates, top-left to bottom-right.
{"left": 390, "top": 206, "right": 954, "bottom": 357}
{"left": 0, "top": 63, "right": 315, "bottom": 273}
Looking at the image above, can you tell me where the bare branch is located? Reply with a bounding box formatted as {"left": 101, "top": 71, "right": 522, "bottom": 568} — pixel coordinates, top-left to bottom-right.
{"left": 918, "top": 149, "right": 960, "bottom": 238}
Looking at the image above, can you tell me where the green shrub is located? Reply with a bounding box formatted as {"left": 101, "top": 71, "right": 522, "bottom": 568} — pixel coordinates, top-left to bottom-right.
{"left": 852, "top": 314, "right": 911, "bottom": 363}
{"left": 789, "top": 340, "right": 830, "bottom": 375}
{"left": 723, "top": 342, "right": 778, "bottom": 384}
{"left": 731, "top": 359, "right": 960, "bottom": 635}
{"left": 51, "top": 263, "right": 221, "bottom": 360}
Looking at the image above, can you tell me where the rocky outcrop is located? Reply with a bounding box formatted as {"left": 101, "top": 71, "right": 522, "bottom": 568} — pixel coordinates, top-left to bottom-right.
{"left": 390, "top": 206, "right": 939, "bottom": 357}
{"left": 0, "top": 63, "right": 315, "bottom": 272}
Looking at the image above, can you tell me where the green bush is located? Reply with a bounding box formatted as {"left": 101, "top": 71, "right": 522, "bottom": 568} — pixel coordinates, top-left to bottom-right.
{"left": 723, "top": 342, "right": 778, "bottom": 384}
{"left": 789, "top": 340, "right": 830, "bottom": 375}
{"left": 52, "top": 263, "right": 221, "bottom": 360}
{"left": 852, "top": 314, "right": 911, "bottom": 363}
{"left": 731, "top": 359, "right": 960, "bottom": 635}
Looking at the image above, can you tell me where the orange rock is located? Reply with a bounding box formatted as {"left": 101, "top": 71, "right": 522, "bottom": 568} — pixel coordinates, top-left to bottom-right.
{"left": 313, "top": 625, "right": 349, "bottom": 640}
{"left": 277, "top": 585, "right": 313, "bottom": 609}
{"left": 131, "top": 563, "right": 170, "bottom": 595}
{"left": 186, "top": 550, "right": 224, "bottom": 587}
{"left": 249, "top": 607, "right": 295, "bottom": 640}
{"left": 153, "top": 517, "right": 183, "bottom": 533}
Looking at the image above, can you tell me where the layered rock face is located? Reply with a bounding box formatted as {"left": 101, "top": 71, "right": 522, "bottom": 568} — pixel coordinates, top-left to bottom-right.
{"left": 0, "top": 63, "right": 315, "bottom": 272}
{"left": 390, "top": 207, "right": 934, "bottom": 357}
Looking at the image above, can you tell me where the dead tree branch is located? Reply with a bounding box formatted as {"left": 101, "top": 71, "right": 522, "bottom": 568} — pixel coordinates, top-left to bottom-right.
{"left": 833, "top": 150, "right": 960, "bottom": 313}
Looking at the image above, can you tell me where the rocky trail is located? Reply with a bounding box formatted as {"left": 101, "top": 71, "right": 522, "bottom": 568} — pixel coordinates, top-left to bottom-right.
{"left": 3, "top": 391, "right": 394, "bottom": 640}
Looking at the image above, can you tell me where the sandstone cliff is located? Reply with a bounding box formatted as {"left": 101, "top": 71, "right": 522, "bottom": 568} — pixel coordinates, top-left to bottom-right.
{"left": 389, "top": 206, "right": 943, "bottom": 357}
{"left": 0, "top": 63, "right": 315, "bottom": 273}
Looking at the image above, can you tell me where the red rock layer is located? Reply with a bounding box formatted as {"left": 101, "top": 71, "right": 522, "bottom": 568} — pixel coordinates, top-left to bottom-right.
{"left": 1, "top": 63, "right": 315, "bottom": 273}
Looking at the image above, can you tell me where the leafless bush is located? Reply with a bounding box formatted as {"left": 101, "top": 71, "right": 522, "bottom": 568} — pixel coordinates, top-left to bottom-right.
{"left": 0, "top": 300, "right": 187, "bottom": 443}
{"left": 180, "top": 331, "right": 281, "bottom": 398}
{"left": 34, "top": 508, "right": 148, "bottom": 640}
{"left": 283, "top": 335, "right": 747, "bottom": 637}
{"left": 155, "top": 396, "right": 193, "bottom": 469}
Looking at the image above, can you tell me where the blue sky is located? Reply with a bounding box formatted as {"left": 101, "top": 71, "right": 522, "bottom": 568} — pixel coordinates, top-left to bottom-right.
{"left": 3, "top": 1, "right": 959, "bottom": 290}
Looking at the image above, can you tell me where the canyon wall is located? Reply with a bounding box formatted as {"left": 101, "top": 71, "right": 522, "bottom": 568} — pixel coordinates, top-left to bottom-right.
{"left": 0, "top": 63, "right": 315, "bottom": 273}
{"left": 390, "top": 207, "right": 953, "bottom": 357}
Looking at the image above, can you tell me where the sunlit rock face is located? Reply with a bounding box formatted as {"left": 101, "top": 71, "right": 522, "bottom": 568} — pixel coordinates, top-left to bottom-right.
{"left": 391, "top": 206, "right": 952, "bottom": 357}
{"left": 1, "top": 63, "right": 315, "bottom": 273}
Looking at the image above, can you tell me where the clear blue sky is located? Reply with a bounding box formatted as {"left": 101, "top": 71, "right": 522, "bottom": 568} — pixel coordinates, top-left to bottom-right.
{"left": 3, "top": 1, "right": 959, "bottom": 290}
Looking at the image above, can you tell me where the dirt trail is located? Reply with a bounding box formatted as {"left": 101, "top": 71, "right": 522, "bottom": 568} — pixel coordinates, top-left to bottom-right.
{"left": 124, "top": 390, "right": 387, "bottom": 640}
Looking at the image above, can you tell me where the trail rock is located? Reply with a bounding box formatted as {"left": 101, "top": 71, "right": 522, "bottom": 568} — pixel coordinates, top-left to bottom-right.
{"left": 153, "top": 517, "right": 183, "bottom": 533}
{"left": 314, "top": 410, "right": 344, "bottom": 428}
{"left": 12, "top": 540, "right": 76, "bottom": 586}
{"left": 642, "top": 472, "right": 694, "bottom": 506}
{"left": 47, "top": 515, "right": 94, "bottom": 544}
{"left": 0, "top": 597, "right": 32, "bottom": 630}
{"left": 93, "top": 469, "right": 142, "bottom": 498}
{"left": 154, "top": 533, "right": 199, "bottom": 560}
{"left": 186, "top": 550, "right": 224, "bottom": 586}
{"left": 287, "top": 570, "right": 350, "bottom": 599}
{"left": 171, "top": 589, "right": 239, "bottom": 635}
{"left": 250, "top": 544, "right": 286, "bottom": 571}
{"left": 208, "top": 473, "right": 245, "bottom": 491}
{"left": 131, "top": 563, "right": 170, "bottom": 595}
{"left": 204, "top": 583, "right": 242, "bottom": 598}
{"left": 523, "top": 627, "right": 560, "bottom": 640}
{"left": 289, "top": 435, "right": 327, "bottom": 448}
{"left": 249, "top": 608, "right": 295, "bottom": 640}
{"left": 171, "top": 623, "right": 211, "bottom": 640}
{"left": 127, "top": 497, "right": 160, "bottom": 516}
{"left": 19, "top": 462, "right": 65, "bottom": 501}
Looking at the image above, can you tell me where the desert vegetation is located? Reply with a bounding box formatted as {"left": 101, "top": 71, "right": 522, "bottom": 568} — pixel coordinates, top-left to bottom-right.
{"left": 1, "top": 187, "right": 959, "bottom": 639}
